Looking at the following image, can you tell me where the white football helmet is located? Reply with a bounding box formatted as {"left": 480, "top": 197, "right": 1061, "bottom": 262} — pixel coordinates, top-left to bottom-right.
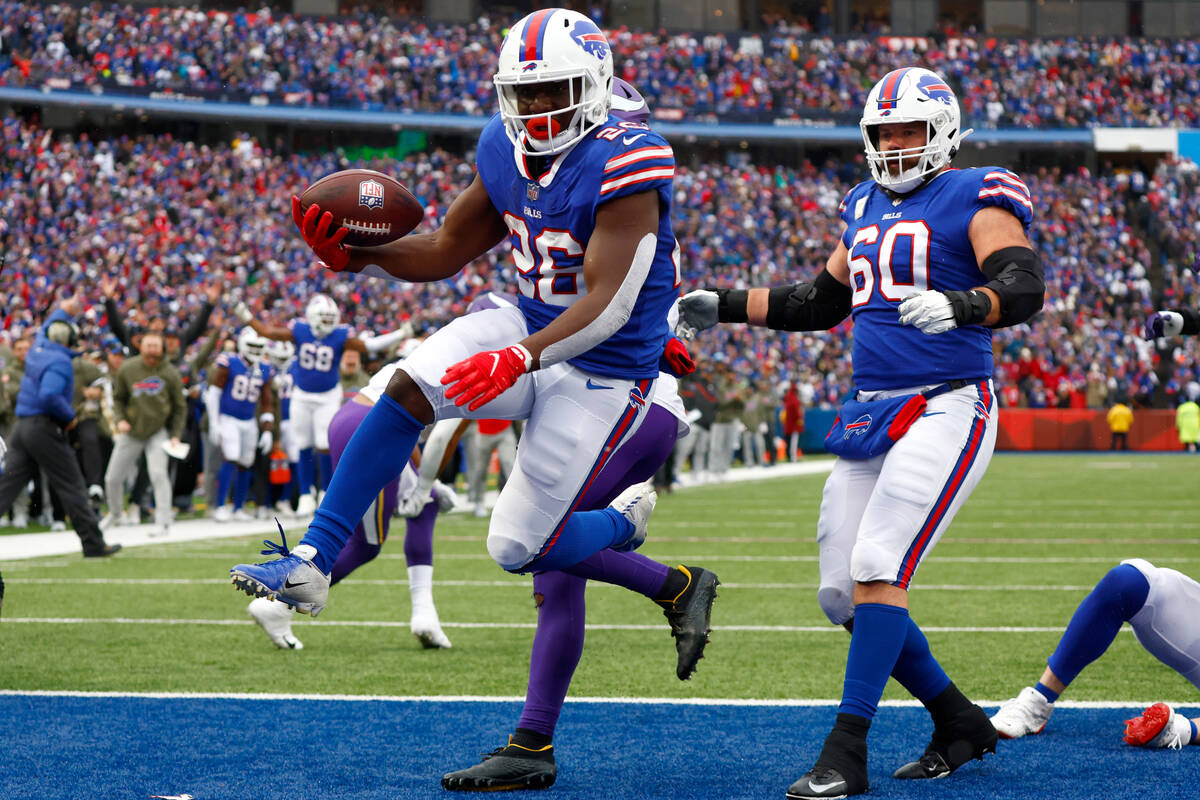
{"left": 267, "top": 338, "right": 295, "bottom": 370}
{"left": 237, "top": 327, "right": 268, "bottom": 365}
{"left": 494, "top": 8, "right": 613, "bottom": 156}
{"left": 305, "top": 293, "right": 340, "bottom": 338}
{"left": 860, "top": 67, "right": 972, "bottom": 194}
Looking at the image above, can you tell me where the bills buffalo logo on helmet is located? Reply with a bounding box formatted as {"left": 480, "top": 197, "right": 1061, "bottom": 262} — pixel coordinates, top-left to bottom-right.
{"left": 570, "top": 20, "right": 609, "bottom": 60}
{"left": 843, "top": 414, "right": 873, "bottom": 438}
{"left": 358, "top": 179, "right": 385, "bottom": 210}
{"left": 133, "top": 376, "right": 165, "bottom": 397}
{"left": 917, "top": 74, "right": 955, "bottom": 105}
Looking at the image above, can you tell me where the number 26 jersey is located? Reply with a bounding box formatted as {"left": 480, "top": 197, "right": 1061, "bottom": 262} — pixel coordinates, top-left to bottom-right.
{"left": 838, "top": 167, "right": 1035, "bottom": 391}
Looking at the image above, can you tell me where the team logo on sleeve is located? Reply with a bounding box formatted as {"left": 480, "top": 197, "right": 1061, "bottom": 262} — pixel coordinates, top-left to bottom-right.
{"left": 570, "top": 20, "right": 609, "bottom": 60}
{"left": 843, "top": 414, "right": 873, "bottom": 438}
{"left": 358, "top": 179, "right": 385, "bottom": 210}
{"left": 916, "top": 74, "right": 955, "bottom": 105}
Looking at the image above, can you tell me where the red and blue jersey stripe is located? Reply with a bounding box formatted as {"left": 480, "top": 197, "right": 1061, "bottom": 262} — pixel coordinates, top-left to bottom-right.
{"left": 519, "top": 8, "right": 556, "bottom": 61}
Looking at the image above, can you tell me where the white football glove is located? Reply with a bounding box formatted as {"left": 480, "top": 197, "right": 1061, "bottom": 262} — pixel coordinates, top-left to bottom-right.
{"left": 431, "top": 480, "right": 458, "bottom": 513}
{"left": 674, "top": 290, "right": 720, "bottom": 340}
{"left": 257, "top": 430, "right": 273, "bottom": 455}
{"left": 898, "top": 291, "right": 958, "bottom": 335}
{"left": 234, "top": 301, "right": 253, "bottom": 324}
{"left": 396, "top": 489, "right": 432, "bottom": 518}
{"left": 1144, "top": 311, "right": 1184, "bottom": 340}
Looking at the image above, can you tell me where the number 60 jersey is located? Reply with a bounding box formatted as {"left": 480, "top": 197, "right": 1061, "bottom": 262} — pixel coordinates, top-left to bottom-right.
{"left": 475, "top": 112, "right": 680, "bottom": 381}
{"left": 838, "top": 167, "right": 1034, "bottom": 391}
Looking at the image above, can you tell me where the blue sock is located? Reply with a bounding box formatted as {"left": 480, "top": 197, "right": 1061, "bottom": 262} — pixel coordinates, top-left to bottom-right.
{"left": 232, "top": 468, "right": 252, "bottom": 510}
{"left": 1190, "top": 719, "right": 1198, "bottom": 745}
{"left": 889, "top": 616, "right": 951, "bottom": 704}
{"left": 216, "top": 462, "right": 236, "bottom": 508}
{"left": 1034, "top": 682, "right": 1060, "bottom": 703}
{"left": 839, "top": 603, "right": 911, "bottom": 721}
{"left": 1047, "top": 564, "right": 1150, "bottom": 687}
{"left": 521, "top": 508, "right": 634, "bottom": 572}
{"left": 318, "top": 452, "right": 333, "bottom": 491}
{"left": 297, "top": 448, "right": 315, "bottom": 497}
{"left": 301, "top": 394, "right": 425, "bottom": 574}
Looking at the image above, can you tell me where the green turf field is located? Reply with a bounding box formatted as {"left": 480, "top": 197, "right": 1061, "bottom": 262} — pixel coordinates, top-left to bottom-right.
{"left": 2, "top": 454, "right": 1198, "bottom": 703}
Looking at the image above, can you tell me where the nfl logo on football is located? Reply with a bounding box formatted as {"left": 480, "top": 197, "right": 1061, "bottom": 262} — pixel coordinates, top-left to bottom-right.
{"left": 358, "top": 179, "right": 384, "bottom": 209}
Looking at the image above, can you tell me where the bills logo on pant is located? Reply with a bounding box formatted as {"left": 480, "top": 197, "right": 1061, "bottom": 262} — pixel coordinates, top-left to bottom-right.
{"left": 358, "top": 179, "right": 384, "bottom": 209}
{"left": 843, "top": 414, "right": 873, "bottom": 438}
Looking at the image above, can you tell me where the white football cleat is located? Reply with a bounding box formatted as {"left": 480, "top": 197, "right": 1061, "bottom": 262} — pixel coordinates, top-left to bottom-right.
{"left": 608, "top": 482, "right": 657, "bottom": 552}
{"left": 213, "top": 504, "right": 233, "bottom": 522}
{"left": 296, "top": 493, "right": 317, "bottom": 517}
{"left": 274, "top": 500, "right": 295, "bottom": 517}
{"left": 232, "top": 508, "right": 254, "bottom": 522}
{"left": 248, "top": 597, "right": 303, "bottom": 650}
{"left": 99, "top": 512, "right": 124, "bottom": 530}
{"left": 410, "top": 604, "right": 452, "bottom": 649}
{"left": 1124, "top": 703, "right": 1194, "bottom": 749}
{"left": 990, "top": 686, "right": 1053, "bottom": 739}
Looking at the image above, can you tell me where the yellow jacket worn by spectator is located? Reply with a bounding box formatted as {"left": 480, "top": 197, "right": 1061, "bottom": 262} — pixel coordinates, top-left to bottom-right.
{"left": 1107, "top": 402, "right": 1133, "bottom": 451}
{"left": 1176, "top": 401, "right": 1200, "bottom": 451}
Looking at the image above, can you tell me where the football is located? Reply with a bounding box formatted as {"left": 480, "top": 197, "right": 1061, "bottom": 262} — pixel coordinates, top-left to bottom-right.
{"left": 297, "top": 169, "right": 424, "bottom": 247}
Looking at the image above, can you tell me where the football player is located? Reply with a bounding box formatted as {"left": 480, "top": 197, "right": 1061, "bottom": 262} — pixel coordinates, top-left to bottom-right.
{"left": 205, "top": 328, "right": 275, "bottom": 521}
{"left": 264, "top": 339, "right": 300, "bottom": 515}
{"left": 235, "top": 294, "right": 410, "bottom": 516}
{"left": 1145, "top": 306, "right": 1200, "bottom": 341}
{"left": 232, "top": 10, "right": 680, "bottom": 614}
{"left": 991, "top": 559, "right": 1200, "bottom": 750}
{"left": 678, "top": 67, "right": 1046, "bottom": 798}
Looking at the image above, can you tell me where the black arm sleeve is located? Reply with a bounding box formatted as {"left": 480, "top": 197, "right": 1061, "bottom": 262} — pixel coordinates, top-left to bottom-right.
{"left": 980, "top": 246, "right": 1045, "bottom": 328}
{"left": 1175, "top": 308, "right": 1200, "bottom": 335}
{"left": 105, "top": 297, "right": 132, "bottom": 349}
{"left": 715, "top": 269, "right": 851, "bottom": 332}
{"left": 179, "top": 301, "right": 215, "bottom": 349}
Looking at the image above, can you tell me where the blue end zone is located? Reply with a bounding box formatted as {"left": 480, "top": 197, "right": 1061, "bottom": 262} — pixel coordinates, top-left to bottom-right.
{"left": 3, "top": 697, "right": 1197, "bottom": 799}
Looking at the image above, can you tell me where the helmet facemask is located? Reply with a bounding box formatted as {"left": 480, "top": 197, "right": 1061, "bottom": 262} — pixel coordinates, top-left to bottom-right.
{"left": 237, "top": 329, "right": 267, "bottom": 365}
{"left": 495, "top": 72, "right": 609, "bottom": 156}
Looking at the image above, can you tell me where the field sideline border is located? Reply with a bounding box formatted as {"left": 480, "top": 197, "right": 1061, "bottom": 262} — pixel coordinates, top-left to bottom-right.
{"left": 0, "top": 689, "right": 1186, "bottom": 709}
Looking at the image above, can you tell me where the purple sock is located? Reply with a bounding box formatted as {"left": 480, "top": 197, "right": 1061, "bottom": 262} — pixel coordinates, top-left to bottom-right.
{"left": 403, "top": 499, "right": 437, "bottom": 567}
{"left": 517, "top": 571, "right": 587, "bottom": 737}
{"left": 330, "top": 530, "right": 381, "bottom": 586}
{"left": 564, "top": 550, "right": 669, "bottom": 598}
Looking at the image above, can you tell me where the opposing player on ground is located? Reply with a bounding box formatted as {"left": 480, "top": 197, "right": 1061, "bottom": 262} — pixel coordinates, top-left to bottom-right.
{"left": 990, "top": 558, "right": 1200, "bottom": 749}
{"left": 235, "top": 294, "right": 409, "bottom": 516}
{"left": 205, "top": 328, "right": 275, "bottom": 521}
{"left": 231, "top": 9, "right": 680, "bottom": 616}
{"left": 678, "top": 67, "right": 1046, "bottom": 798}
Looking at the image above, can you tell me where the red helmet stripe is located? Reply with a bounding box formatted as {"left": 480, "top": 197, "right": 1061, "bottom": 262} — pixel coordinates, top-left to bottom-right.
{"left": 520, "top": 8, "right": 555, "bottom": 61}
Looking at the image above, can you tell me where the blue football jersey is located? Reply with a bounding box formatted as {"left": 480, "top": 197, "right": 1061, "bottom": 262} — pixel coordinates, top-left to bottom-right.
{"left": 276, "top": 366, "right": 294, "bottom": 421}
{"left": 290, "top": 320, "right": 349, "bottom": 393}
{"left": 217, "top": 353, "right": 274, "bottom": 420}
{"left": 838, "top": 167, "right": 1034, "bottom": 391}
{"left": 475, "top": 113, "right": 680, "bottom": 379}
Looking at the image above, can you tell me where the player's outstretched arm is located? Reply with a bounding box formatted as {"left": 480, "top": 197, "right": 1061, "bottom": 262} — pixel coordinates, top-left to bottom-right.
{"left": 233, "top": 303, "right": 292, "bottom": 341}
{"left": 1144, "top": 308, "right": 1200, "bottom": 339}
{"left": 676, "top": 234, "right": 852, "bottom": 337}
{"left": 343, "top": 174, "right": 507, "bottom": 283}
{"left": 899, "top": 206, "right": 1044, "bottom": 334}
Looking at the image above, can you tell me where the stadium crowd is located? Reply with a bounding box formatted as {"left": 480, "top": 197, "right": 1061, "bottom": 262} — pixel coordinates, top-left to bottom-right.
{"left": 3, "top": 2, "right": 1200, "bottom": 128}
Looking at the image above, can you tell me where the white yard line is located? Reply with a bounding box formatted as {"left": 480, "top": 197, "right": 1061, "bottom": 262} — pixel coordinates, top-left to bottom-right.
{"left": 0, "top": 688, "right": 1187, "bottom": 710}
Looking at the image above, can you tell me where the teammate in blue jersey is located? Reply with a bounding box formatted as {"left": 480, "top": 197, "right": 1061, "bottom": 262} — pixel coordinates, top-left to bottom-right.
{"left": 264, "top": 339, "right": 300, "bottom": 515}
{"left": 235, "top": 294, "right": 410, "bottom": 517}
{"left": 678, "top": 66, "right": 1047, "bottom": 798}
{"left": 205, "top": 328, "right": 275, "bottom": 521}
{"left": 231, "top": 9, "right": 680, "bottom": 617}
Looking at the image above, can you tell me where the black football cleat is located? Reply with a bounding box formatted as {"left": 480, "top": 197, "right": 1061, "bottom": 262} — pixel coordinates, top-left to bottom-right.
{"left": 656, "top": 565, "right": 720, "bottom": 680}
{"left": 788, "top": 715, "right": 870, "bottom": 799}
{"left": 442, "top": 738, "right": 556, "bottom": 792}
{"left": 893, "top": 703, "right": 998, "bottom": 780}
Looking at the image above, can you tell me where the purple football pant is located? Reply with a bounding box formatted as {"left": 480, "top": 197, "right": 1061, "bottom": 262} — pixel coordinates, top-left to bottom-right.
{"left": 326, "top": 400, "right": 435, "bottom": 585}
{"left": 519, "top": 403, "right": 679, "bottom": 737}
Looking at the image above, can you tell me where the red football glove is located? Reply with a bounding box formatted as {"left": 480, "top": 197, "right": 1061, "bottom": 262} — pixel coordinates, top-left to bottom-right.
{"left": 662, "top": 336, "right": 696, "bottom": 376}
{"left": 292, "top": 195, "right": 350, "bottom": 272}
{"left": 441, "top": 345, "right": 532, "bottom": 411}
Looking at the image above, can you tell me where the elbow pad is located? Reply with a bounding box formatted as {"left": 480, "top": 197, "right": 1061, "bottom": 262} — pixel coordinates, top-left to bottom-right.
{"left": 981, "top": 246, "right": 1045, "bottom": 328}
{"left": 762, "top": 269, "right": 852, "bottom": 332}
